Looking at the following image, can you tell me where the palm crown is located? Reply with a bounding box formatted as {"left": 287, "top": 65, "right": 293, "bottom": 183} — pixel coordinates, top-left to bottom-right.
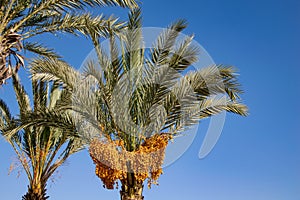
{"left": 0, "top": 0, "right": 138, "bottom": 85}
{"left": 28, "top": 9, "right": 248, "bottom": 200}
{"left": 0, "top": 72, "right": 81, "bottom": 199}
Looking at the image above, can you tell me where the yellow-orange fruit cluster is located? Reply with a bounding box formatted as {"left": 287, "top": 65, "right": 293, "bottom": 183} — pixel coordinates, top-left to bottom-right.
{"left": 94, "top": 161, "right": 125, "bottom": 189}
{"left": 89, "top": 134, "right": 169, "bottom": 189}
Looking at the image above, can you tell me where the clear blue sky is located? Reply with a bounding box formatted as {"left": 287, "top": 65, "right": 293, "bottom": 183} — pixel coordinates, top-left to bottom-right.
{"left": 1, "top": 0, "right": 299, "bottom": 199}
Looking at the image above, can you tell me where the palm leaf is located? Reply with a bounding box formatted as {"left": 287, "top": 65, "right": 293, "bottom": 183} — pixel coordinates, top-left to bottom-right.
{"left": 30, "top": 57, "right": 79, "bottom": 90}
{"left": 11, "top": 73, "right": 32, "bottom": 116}
{"left": 1, "top": 0, "right": 139, "bottom": 86}
{"left": 0, "top": 98, "right": 12, "bottom": 129}
{"left": 24, "top": 42, "right": 61, "bottom": 59}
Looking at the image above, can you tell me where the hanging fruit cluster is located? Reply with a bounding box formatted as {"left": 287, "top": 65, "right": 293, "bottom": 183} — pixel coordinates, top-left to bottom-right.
{"left": 89, "top": 134, "right": 170, "bottom": 189}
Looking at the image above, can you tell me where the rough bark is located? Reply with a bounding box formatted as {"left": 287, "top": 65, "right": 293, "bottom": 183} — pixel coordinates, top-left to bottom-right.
{"left": 22, "top": 185, "right": 49, "bottom": 200}
{"left": 120, "top": 173, "right": 144, "bottom": 200}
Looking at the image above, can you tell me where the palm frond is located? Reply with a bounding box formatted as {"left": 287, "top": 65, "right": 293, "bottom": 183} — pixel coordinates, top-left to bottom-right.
{"left": 3, "top": 109, "right": 77, "bottom": 139}
{"left": 91, "top": 0, "right": 138, "bottom": 8}
{"left": 163, "top": 66, "right": 247, "bottom": 133}
{"left": 1, "top": 0, "right": 138, "bottom": 86}
{"left": 48, "top": 81, "right": 63, "bottom": 110}
{"left": 30, "top": 57, "right": 79, "bottom": 90}
{"left": 23, "top": 13, "right": 125, "bottom": 39}
{"left": 38, "top": 0, "right": 138, "bottom": 12}
{"left": 218, "top": 66, "right": 243, "bottom": 101}
{"left": 169, "top": 34, "right": 199, "bottom": 72}
{"left": 11, "top": 73, "right": 32, "bottom": 116}
{"left": 138, "top": 20, "right": 192, "bottom": 112}
{"left": 184, "top": 65, "right": 244, "bottom": 101}
{"left": 122, "top": 8, "right": 143, "bottom": 72}
{"left": 32, "top": 79, "right": 49, "bottom": 113}
{"left": 0, "top": 98, "right": 12, "bottom": 129}
{"left": 23, "top": 42, "right": 61, "bottom": 59}
{"left": 83, "top": 57, "right": 104, "bottom": 85}
{"left": 150, "top": 19, "right": 187, "bottom": 66}
{"left": 198, "top": 96, "right": 248, "bottom": 119}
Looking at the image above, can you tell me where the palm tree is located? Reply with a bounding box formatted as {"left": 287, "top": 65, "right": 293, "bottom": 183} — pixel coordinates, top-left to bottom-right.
{"left": 29, "top": 9, "right": 248, "bottom": 200}
{"left": 0, "top": 0, "right": 138, "bottom": 85}
{"left": 0, "top": 73, "right": 81, "bottom": 200}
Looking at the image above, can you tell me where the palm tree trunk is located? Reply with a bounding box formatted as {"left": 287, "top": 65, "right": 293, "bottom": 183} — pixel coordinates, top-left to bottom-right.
{"left": 120, "top": 172, "right": 144, "bottom": 200}
{"left": 22, "top": 184, "right": 49, "bottom": 200}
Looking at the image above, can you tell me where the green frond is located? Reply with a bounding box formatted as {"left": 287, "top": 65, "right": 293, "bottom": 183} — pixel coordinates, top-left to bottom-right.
{"left": 29, "top": 10, "right": 248, "bottom": 154}
{"left": 1, "top": 70, "right": 84, "bottom": 189}
{"left": 1, "top": 0, "right": 138, "bottom": 86}
{"left": 92, "top": 0, "right": 138, "bottom": 9}
{"left": 182, "top": 65, "right": 244, "bottom": 101}
{"left": 48, "top": 81, "right": 63, "bottom": 110}
{"left": 83, "top": 59, "right": 105, "bottom": 88}
{"left": 24, "top": 13, "right": 125, "bottom": 39}
{"left": 134, "top": 19, "right": 191, "bottom": 116}
{"left": 160, "top": 64, "right": 248, "bottom": 133}
{"left": 0, "top": 98, "right": 12, "bottom": 130}
{"left": 23, "top": 42, "right": 61, "bottom": 59}
{"left": 40, "top": 0, "right": 138, "bottom": 11}
{"left": 52, "top": 89, "right": 73, "bottom": 111}
{"left": 122, "top": 8, "right": 143, "bottom": 72}
{"left": 4, "top": 109, "right": 77, "bottom": 139}
{"left": 32, "top": 80, "right": 49, "bottom": 113}
{"left": 11, "top": 73, "right": 32, "bottom": 116}
{"left": 169, "top": 34, "right": 200, "bottom": 72}
{"left": 127, "top": 8, "right": 142, "bottom": 30}
{"left": 30, "top": 57, "right": 79, "bottom": 90}
{"left": 150, "top": 19, "right": 187, "bottom": 66}
{"left": 218, "top": 66, "right": 243, "bottom": 101}
{"left": 164, "top": 96, "right": 248, "bottom": 134}
{"left": 198, "top": 96, "right": 248, "bottom": 119}
{"left": 109, "top": 33, "right": 122, "bottom": 82}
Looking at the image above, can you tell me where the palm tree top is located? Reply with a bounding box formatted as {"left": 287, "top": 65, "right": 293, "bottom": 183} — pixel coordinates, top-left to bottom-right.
{"left": 0, "top": 0, "right": 138, "bottom": 85}
{"left": 28, "top": 9, "right": 248, "bottom": 192}
{"left": 0, "top": 72, "right": 82, "bottom": 199}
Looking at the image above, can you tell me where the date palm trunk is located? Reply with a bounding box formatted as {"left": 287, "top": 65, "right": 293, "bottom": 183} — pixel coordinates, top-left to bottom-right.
{"left": 22, "top": 183, "right": 49, "bottom": 200}
{"left": 120, "top": 172, "right": 144, "bottom": 200}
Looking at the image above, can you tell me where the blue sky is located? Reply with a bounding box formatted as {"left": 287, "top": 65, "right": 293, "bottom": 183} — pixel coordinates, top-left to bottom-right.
{"left": 0, "top": 0, "right": 299, "bottom": 199}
